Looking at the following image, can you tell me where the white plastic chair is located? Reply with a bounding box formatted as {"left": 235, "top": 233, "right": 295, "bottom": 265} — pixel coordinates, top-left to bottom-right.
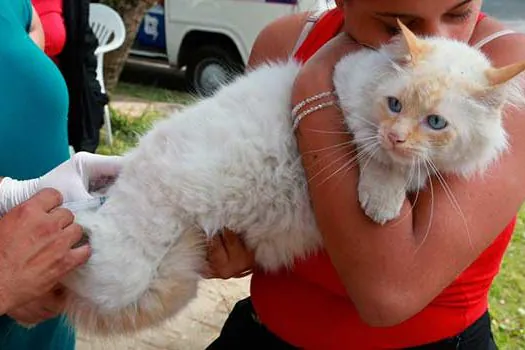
{"left": 89, "top": 3, "right": 126, "bottom": 146}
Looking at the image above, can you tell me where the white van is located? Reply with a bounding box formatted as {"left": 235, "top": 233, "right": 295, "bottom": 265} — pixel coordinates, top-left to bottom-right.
{"left": 131, "top": 0, "right": 324, "bottom": 95}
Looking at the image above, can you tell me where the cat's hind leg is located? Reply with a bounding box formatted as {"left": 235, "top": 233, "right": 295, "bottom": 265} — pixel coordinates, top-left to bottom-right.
{"left": 61, "top": 211, "right": 206, "bottom": 335}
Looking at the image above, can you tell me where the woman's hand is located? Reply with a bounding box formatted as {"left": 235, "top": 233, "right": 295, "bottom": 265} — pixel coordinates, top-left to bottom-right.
{"left": 202, "top": 229, "right": 255, "bottom": 279}
{"left": 7, "top": 284, "right": 67, "bottom": 327}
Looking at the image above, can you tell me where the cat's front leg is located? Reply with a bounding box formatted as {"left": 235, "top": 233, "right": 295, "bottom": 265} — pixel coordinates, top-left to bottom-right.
{"left": 357, "top": 161, "right": 408, "bottom": 225}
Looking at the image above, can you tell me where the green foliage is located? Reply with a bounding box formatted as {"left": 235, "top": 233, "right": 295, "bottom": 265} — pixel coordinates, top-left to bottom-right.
{"left": 97, "top": 107, "right": 160, "bottom": 155}
{"left": 489, "top": 211, "right": 525, "bottom": 348}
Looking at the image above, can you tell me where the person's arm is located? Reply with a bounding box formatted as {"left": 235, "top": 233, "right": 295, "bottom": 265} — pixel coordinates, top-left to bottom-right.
{"left": 247, "top": 11, "right": 312, "bottom": 69}
{"left": 7, "top": 284, "right": 67, "bottom": 327}
{"left": 29, "top": 5, "right": 45, "bottom": 50}
{"left": 37, "top": 10, "right": 66, "bottom": 57}
{"left": 0, "top": 152, "right": 121, "bottom": 321}
{"left": 290, "top": 26, "right": 525, "bottom": 326}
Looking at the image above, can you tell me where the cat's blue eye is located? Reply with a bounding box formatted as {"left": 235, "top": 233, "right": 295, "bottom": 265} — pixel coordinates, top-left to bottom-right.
{"left": 426, "top": 114, "right": 448, "bottom": 130}
{"left": 387, "top": 97, "right": 402, "bottom": 114}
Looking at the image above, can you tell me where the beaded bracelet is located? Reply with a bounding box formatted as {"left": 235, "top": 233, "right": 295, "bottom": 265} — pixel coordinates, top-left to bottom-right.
{"left": 291, "top": 90, "right": 339, "bottom": 132}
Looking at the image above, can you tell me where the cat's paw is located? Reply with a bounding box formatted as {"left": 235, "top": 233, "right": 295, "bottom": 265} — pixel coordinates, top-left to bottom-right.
{"left": 358, "top": 183, "right": 405, "bottom": 225}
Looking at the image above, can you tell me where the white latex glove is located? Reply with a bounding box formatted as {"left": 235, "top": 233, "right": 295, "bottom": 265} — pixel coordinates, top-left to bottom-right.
{"left": 0, "top": 152, "right": 123, "bottom": 215}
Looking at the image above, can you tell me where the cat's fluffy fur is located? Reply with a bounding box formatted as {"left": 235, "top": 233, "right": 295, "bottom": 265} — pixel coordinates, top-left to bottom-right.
{"left": 61, "top": 25, "right": 525, "bottom": 335}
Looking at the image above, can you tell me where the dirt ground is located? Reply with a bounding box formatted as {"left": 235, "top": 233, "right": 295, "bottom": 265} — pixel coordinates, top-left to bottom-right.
{"left": 76, "top": 277, "right": 250, "bottom": 350}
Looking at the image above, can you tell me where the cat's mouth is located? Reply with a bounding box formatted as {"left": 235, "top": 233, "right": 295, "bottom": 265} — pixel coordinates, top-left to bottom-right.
{"left": 380, "top": 141, "right": 417, "bottom": 163}
{"left": 388, "top": 148, "right": 414, "bottom": 161}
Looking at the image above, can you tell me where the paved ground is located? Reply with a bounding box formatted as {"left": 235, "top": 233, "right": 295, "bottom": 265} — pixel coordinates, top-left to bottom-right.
{"left": 76, "top": 96, "right": 250, "bottom": 349}
{"left": 110, "top": 95, "right": 183, "bottom": 118}
{"left": 76, "top": 277, "right": 250, "bottom": 350}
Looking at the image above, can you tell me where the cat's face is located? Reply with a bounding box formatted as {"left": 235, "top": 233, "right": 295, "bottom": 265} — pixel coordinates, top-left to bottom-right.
{"left": 372, "top": 72, "right": 491, "bottom": 166}
{"left": 361, "top": 21, "right": 525, "bottom": 175}
{"left": 374, "top": 86, "right": 457, "bottom": 165}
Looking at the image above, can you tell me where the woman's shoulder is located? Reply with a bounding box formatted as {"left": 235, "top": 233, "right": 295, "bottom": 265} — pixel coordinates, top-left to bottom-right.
{"left": 471, "top": 16, "right": 525, "bottom": 65}
{"left": 247, "top": 11, "right": 315, "bottom": 68}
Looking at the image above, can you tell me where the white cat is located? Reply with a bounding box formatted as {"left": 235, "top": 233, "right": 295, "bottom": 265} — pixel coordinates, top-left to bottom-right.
{"left": 62, "top": 22, "right": 525, "bottom": 335}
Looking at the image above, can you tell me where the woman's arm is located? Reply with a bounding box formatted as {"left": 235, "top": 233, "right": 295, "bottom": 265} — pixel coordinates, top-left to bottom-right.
{"left": 29, "top": 5, "right": 45, "bottom": 50}
{"left": 37, "top": 10, "right": 66, "bottom": 57}
{"left": 291, "top": 24, "right": 525, "bottom": 326}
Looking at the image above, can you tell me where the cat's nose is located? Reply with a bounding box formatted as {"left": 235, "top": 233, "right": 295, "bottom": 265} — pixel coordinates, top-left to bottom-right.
{"left": 388, "top": 132, "right": 406, "bottom": 145}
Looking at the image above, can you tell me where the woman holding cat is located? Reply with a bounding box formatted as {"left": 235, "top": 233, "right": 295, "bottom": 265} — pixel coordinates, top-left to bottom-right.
{"left": 206, "top": 0, "right": 525, "bottom": 349}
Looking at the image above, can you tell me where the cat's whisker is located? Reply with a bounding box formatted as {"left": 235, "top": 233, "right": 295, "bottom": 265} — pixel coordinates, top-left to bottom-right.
{"left": 307, "top": 146, "right": 360, "bottom": 177}
{"left": 321, "top": 156, "right": 362, "bottom": 189}
{"left": 334, "top": 142, "right": 381, "bottom": 189}
{"left": 389, "top": 158, "right": 420, "bottom": 227}
{"left": 332, "top": 144, "right": 382, "bottom": 189}
{"left": 407, "top": 159, "right": 416, "bottom": 187}
{"left": 302, "top": 140, "right": 356, "bottom": 155}
{"left": 426, "top": 160, "right": 474, "bottom": 250}
{"left": 332, "top": 107, "right": 381, "bottom": 129}
{"left": 345, "top": 114, "right": 380, "bottom": 128}
{"left": 317, "top": 142, "right": 380, "bottom": 187}
{"left": 353, "top": 135, "right": 381, "bottom": 143}
{"left": 356, "top": 144, "right": 382, "bottom": 175}
{"left": 300, "top": 128, "right": 352, "bottom": 135}
{"left": 413, "top": 160, "right": 435, "bottom": 255}
{"left": 308, "top": 144, "right": 366, "bottom": 180}
{"left": 309, "top": 142, "right": 374, "bottom": 185}
{"left": 304, "top": 139, "right": 365, "bottom": 170}
{"left": 411, "top": 160, "right": 423, "bottom": 210}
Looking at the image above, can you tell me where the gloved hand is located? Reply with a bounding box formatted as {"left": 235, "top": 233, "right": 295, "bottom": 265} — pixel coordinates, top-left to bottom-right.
{"left": 0, "top": 152, "right": 123, "bottom": 215}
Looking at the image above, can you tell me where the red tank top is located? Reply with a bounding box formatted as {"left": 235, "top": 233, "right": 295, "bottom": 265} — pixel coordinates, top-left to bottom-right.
{"left": 251, "top": 9, "right": 515, "bottom": 349}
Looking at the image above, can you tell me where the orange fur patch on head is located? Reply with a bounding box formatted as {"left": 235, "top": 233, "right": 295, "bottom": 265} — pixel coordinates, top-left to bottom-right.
{"left": 426, "top": 128, "right": 454, "bottom": 148}
{"left": 401, "top": 76, "right": 448, "bottom": 112}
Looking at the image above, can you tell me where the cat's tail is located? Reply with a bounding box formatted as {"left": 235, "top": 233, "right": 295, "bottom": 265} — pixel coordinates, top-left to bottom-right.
{"left": 61, "top": 210, "right": 206, "bottom": 336}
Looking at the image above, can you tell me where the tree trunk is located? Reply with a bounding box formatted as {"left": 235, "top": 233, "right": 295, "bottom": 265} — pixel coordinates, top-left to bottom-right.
{"left": 100, "top": 0, "right": 158, "bottom": 92}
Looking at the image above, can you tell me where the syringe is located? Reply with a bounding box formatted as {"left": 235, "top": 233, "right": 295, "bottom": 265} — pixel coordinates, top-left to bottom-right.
{"left": 61, "top": 196, "right": 108, "bottom": 213}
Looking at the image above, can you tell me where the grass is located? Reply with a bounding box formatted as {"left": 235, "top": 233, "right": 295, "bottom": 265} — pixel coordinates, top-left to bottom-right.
{"left": 101, "top": 82, "right": 525, "bottom": 348}
{"left": 96, "top": 107, "right": 161, "bottom": 156}
{"left": 489, "top": 212, "right": 525, "bottom": 348}
{"left": 114, "top": 82, "right": 197, "bottom": 105}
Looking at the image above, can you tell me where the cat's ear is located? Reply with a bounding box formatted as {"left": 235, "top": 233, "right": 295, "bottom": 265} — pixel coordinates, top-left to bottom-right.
{"left": 485, "top": 60, "right": 525, "bottom": 87}
{"left": 396, "top": 19, "right": 430, "bottom": 64}
{"left": 475, "top": 61, "right": 525, "bottom": 110}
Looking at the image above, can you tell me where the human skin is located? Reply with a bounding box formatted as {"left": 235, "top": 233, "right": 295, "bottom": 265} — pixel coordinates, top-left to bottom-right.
{"left": 0, "top": 189, "right": 89, "bottom": 316}
{"left": 205, "top": 0, "right": 525, "bottom": 327}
